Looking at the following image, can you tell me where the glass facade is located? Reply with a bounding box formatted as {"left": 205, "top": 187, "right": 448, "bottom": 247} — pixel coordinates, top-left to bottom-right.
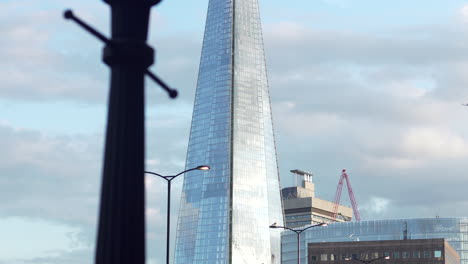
{"left": 174, "top": 0, "right": 284, "bottom": 263}
{"left": 281, "top": 218, "right": 468, "bottom": 264}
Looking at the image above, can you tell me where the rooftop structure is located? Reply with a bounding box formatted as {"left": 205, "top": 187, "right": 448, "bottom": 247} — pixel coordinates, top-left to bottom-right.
{"left": 282, "top": 170, "right": 353, "bottom": 227}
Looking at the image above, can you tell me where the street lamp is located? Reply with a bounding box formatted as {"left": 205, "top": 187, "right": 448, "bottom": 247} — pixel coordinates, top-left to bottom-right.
{"left": 345, "top": 256, "right": 390, "bottom": 263}
{"left": 145, "top": 165, "right": 210, "bottom": 264}
{"left": 269, "top": 222, "right": 328, "bottom": 264}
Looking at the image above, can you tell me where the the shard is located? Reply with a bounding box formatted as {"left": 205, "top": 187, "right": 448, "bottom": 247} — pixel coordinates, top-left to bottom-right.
{"left": 174, "top": 0, "right": 284, "bottom": 263}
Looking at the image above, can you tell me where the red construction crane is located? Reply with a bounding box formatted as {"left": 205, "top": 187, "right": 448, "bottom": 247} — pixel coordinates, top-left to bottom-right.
{"left": 332, "top": 169, "right": 361, "bottom": 221}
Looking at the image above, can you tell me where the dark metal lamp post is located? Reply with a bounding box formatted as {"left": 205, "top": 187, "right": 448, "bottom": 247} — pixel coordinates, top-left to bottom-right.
{"left": 145, "top": 165, "right": 210, "bottom": 264}
{"left": 63, "top": 1, "right": 180, "bottom": 263}
{"left": 345, "top": 256, "right": 390, "bottom": 263}
{"left": 269, "top": 222, "right": 328, "bottom": 264}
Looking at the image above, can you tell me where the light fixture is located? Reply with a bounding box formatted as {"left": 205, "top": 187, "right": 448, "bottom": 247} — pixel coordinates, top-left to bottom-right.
{"left": 196, "top": 165, "right": 210, "bottom": 170}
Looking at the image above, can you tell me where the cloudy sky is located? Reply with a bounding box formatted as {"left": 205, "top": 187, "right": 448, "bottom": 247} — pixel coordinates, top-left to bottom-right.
{"left": 3, "top": 0, "right": 468, "bottom": 263}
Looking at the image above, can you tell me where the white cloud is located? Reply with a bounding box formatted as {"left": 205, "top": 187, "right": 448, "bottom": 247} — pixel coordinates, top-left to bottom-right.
{"left": 401, "top": 127, "right": 468, "bottom": 159}
{"left": 321, "top": 0, "right": 349, "bottom": 8}
{"left": 269, "top": 22, "right": 307, "bottom": 40}
{"left": 0, "top": 1, "right": 108, "bottom": 102}
{"left": 362, "top": 156, "right": 422, "bottom": 170}
{"left": 265, "top": 10, "right": 468, "bottom": 227}
{"left": 0, "top": 217, "right": 87, "bottom": 260}
{"left": 362, "top": 196, "right": 391, "bottom": 215}
{"left": 146, "top": 208, "right": 163, "bottom": 224}
{"left": 0, "top": 118, "right": 187, "bottom": 263}
{"left": 460, "top": 4, "right": 468, "bottom": 23}
{"left": 275, "top": 106, "right": 344, "bottom": 136}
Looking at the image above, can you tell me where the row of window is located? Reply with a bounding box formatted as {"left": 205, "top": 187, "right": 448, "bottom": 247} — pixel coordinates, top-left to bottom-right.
{"left": 312, "top": 262, "right": 439, "bottom": 264}
{"left": 310, "top": 250, "right": 443, "bottom": 261}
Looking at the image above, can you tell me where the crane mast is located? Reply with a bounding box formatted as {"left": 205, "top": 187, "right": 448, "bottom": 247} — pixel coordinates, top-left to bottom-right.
{"left": 332, "top": 169, "right": 361, "bottom": 221}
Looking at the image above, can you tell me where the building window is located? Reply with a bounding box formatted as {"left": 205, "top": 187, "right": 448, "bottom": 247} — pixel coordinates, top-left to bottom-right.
{"left": 434, "top": 250, "right": 442, "bottom": 259}
{"left": 361, "top": 252, "right": 369, "bottom": 260}
{"left": 424, "top": 251, "right": 431, "bottom": 258}
{"left": 402, "top": 251, "right": 409, "bottom": 259}
{"left": 321, "top": 254, "right": 328, "bottom": 261}
{"left": 331, "top": 254, "right": 336, "bottom": 260}
{"left": 383, "top": 252, "right": 390, "bottom": 257}
{"left": 352, "top": 253, "right": 358, "bottom": 260}
{"left": 341, "top": 254, "right": 348, "bottom": 260}
{"left": 372, "top": 252, "right": 379, "bottom": 259}
{"left": 393, "top": 252, "right": 400, "bottom": 259}
{"left": 413, "top": 251, "right": 421, "bottom": 258}
{"left": 311, "top": 255, "right": 317, "bottom": 262}
{"left": 288, "top": 220, "right": 312, "bottom": 226}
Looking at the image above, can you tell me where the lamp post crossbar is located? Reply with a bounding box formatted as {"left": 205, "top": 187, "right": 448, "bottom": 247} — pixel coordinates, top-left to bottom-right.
{"left": 63, "top": 9, "right": 178, "bottom": 99}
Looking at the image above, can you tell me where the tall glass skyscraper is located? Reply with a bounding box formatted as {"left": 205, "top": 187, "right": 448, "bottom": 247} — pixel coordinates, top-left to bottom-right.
{"left": 174, "top": 0, "right": 284, "bottom": 263}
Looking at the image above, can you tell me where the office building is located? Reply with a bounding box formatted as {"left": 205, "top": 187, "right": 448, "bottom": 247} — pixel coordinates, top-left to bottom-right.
{"left": 281, "top": 218, "right": 468, "bottom": 264}
{"left": 308, "top": 239, "right": 460, "bottom": 264}
{"left": 174, "top": 0, "right": 284, "bottom": 263}
{"left": 282, "top": 170, "right": 353, "bottom": 227}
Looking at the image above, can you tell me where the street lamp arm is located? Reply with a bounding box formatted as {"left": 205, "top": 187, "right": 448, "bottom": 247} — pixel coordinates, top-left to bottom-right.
{"left": 144, "top": 171, "right": 165, "bottom": 178}
{"left": 300, "top": 223, "right": 327, "bottom": 233}
{"left": 269, "top": 222, "right": 327, "bottom": 234}
{"left": 270, "top": 225, "right": 299, "bottom": 233}
{"left": 145, "top": 165, "right": 210, "bottom": 179}
{"left": 174, "top": 165, "right": 208, "bottom": 177}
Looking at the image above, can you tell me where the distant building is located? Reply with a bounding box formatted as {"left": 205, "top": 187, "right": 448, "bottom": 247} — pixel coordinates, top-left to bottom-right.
{"left": 282, "top": 169, "right": 353, "bottom": 227}
{"left": 281, "top": 218, "right": 468, "bottom": 264}
{"left": 308, "top": 238, "right": 460, "bottom": 264}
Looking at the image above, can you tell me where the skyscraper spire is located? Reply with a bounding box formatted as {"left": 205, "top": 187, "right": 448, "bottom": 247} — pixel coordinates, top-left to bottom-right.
{"left": 174, "top": 0, "right": 284, "bottom": 263}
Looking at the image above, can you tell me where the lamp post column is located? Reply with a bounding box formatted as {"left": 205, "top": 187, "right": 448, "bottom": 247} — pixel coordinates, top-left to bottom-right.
{"left": 297, "top": 232, "right": 300, "bottom": 264}
{"left": 145, "top": 166, "right": 210, "bottom": 264}
{"left": 95, "top": 1, "right": 155, "bottom": 264}
{"left": 165, "top": 178, "right": 172, "bottom": 264}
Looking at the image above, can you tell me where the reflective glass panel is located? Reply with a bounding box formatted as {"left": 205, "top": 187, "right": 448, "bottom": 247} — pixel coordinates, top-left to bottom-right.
{"left": 281, "top": 218, "right": 468, "bottom": 264}
{"left": 174, "top": 0, "right": 283, "bottom": 263}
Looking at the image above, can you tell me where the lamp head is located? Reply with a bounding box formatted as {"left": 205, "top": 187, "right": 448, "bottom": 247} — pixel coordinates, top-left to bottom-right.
{"left": 269, "top": 222, "right": 278, "bottom": 228}
{"left": 319, "top": 222, "right": 328, "bottom": 227}
{"left": 344, "top": 257, "right": 352, "bottom": 261}
{"left": 383, "top": 256, "right": 390, "bottom": 260}
{"left": 196, "top": 165, "right": 210, "bottom": 170}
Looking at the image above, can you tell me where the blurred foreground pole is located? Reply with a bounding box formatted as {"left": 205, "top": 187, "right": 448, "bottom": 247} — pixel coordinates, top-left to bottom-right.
{"left": 95, "top": 0, "right": 160, "bottom": 263}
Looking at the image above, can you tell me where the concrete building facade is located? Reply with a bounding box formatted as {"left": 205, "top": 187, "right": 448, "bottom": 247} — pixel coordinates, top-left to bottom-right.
{"left": 281, "top": 218, "right": 468, "bottom": 264}
{"left": 282, "top": 170, "right": 353, "bottom": 227}
{"left": 308, "top": 239, "right": 460, "bottom": 264}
